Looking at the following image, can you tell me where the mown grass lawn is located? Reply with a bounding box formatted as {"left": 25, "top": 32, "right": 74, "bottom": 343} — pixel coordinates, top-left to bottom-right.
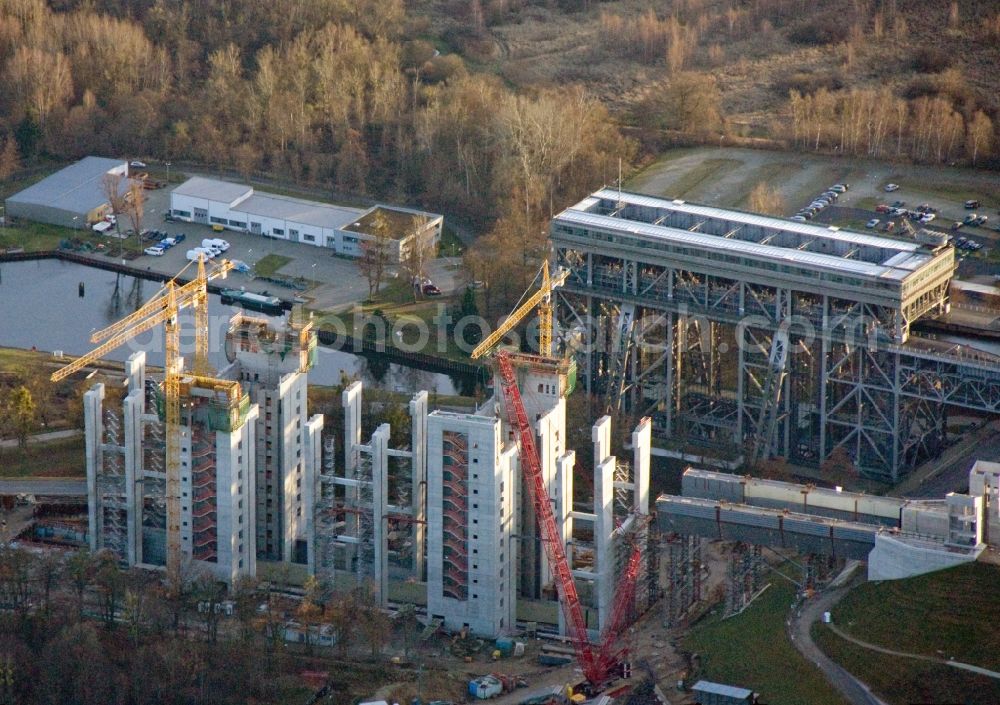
{"left": 683, "top": 575, "right": 846, "bottom": 705}
{"left": 813, "top": 623, "right": 1000, "bottom": 705}
{"left": 253, "top": 253, "right": 292, "bottom": 277}
{"left": 830, "top": 562, "right": 1000, "bottom": 671}
{"left": 0, "top": 437, "right": 86, "bottom": 477}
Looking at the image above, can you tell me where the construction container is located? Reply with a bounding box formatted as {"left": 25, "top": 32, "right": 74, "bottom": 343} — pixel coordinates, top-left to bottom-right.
{"left": 691, "top": 680, "right": 755, "bottom": 705}
{"left": 468, "top": 676, "right": 503, "bottom": 700}
{"left": 495, "top": 637, "right": 514, "bottom": 657}
{"left": 538, "top": 653, "right": 574, "bottom": 667}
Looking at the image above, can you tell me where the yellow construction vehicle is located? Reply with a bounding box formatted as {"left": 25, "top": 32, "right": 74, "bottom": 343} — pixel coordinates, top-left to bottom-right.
{"left": 51, "top": 255, "right": 234, "bottom": 580}
{"left": 471, "top": 260, "right": 569, "bottom": 360}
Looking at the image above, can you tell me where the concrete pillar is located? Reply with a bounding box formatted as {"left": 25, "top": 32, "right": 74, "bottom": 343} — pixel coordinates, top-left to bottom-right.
{"left": 123, "top": 391, "right": 144, "bottom": 565}
{"left": 342, "top": 381, "right": 362, "bottom": 478}
{"left": 409, "top": 391, "right": 428, "bottom": 579}
{"left": 303, "top": 414, "right": 325, "bottom": 575}
{"left": 342, "top": 381, "right": 362, "bottom": 568}
{"left": 83, "top": 384, "right": 105, "bottom": 552}
{"left": 371, "top": 424, "right": 390, "bottom": 605}
{"left": 592, "top": 415, "right": 612, "bottom": 471}
{"left": 632, "top": 417, "right": 651, "bottom": 516}
{"left": 594, "top": 455, "right": 615, "bottom": 635}
{"left": 555, "top": 450, "right": 575, "bottom": 637}
{"left": 125, "top": 351, "right": 146, "bottom": 414}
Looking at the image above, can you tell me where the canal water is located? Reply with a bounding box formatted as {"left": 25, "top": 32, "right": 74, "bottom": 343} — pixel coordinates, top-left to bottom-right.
{"left": 0, "top": 258, "right": 467, "bottom": 395}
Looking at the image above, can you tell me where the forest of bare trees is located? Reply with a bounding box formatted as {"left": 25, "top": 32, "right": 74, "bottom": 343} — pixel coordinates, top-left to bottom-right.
{"left": 788, "top": 86, "right": 993, "bottom": 164}
{"left": 0, "top": 0, "right": 997, "bottom": 313}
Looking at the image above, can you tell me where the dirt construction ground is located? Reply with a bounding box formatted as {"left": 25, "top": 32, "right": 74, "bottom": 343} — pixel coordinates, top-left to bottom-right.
{"left": 628, "top": 147, "right": 1000, "bottom": 240}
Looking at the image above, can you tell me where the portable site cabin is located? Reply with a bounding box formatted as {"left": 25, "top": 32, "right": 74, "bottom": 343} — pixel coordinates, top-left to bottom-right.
{"left": 692, "top": 680, "right": 756, "bottom": 705}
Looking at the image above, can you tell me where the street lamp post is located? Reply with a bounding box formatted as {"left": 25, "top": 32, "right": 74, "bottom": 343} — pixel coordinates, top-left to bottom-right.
{"left": 165, "top": 161, "right": 171, "bottom": 185}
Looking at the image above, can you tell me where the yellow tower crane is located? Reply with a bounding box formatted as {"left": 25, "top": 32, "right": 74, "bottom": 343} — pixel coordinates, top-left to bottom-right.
{"left": 471, "top": 261, "right": 569, "bottom": 360}
{"left": 51, "top": 256, "right": 234, "bottom": 580}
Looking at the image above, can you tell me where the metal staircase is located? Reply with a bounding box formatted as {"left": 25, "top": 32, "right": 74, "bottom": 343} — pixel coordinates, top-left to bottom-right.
{"left": 749, "top": 329, "right": 790, "bottom": 465}
{"left": 605, "top": 303, "right": 637, "bottom": 413}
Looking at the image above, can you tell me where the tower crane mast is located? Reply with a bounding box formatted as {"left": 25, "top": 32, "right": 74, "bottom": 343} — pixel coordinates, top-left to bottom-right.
{"left": 52, "top": 256, "right": 233, "bottom": 580}
{"left": 471, "top": 261, "right": 569, "bottom": 360}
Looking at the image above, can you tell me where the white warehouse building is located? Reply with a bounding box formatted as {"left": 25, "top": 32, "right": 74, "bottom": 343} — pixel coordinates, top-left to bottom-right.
{"left": 169, "top": 176, "right": 443, "bottom": 262}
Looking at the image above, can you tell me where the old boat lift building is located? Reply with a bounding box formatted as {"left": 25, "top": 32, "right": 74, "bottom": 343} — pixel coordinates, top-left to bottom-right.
{"left": 551, "top": 189, "right": 1000, "bottom": 480}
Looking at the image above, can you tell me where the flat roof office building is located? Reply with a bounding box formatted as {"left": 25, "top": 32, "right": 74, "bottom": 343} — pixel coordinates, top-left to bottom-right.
{"left": 169, "top": 177, "right": 443, "bottom": 262}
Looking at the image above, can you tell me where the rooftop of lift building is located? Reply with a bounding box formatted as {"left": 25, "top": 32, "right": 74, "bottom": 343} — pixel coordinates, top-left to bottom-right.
{"left": 553, "top": 189, "right": 954, "bottom": 286}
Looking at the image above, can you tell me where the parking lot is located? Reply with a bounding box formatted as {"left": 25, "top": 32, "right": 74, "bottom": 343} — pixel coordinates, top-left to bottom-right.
{"left": 629, "top": 146, "right": 1000, "bottom": 249}
{"left": 124, "top": 184, "right": 460, "bottom": 311}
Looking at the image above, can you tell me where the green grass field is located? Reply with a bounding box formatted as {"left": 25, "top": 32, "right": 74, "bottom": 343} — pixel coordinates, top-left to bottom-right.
{"left": 0, "top": 436, "right": 86, "bottom": 477}
{"left": 830, "top": 562, "right": 1000, "bottom": 670}
{"left": 683, "top": 576, "right": 846, "bottom": 705}
{"left": 813, "top": 623, "right": 1000, "bottom": 705}
{"left": 253, "top": 253, "right": 292, "bottom": 277}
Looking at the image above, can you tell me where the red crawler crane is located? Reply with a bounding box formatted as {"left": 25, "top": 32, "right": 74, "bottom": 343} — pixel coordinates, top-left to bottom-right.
{"left": 495, "top": 349, "right": 643, "bottom": 690}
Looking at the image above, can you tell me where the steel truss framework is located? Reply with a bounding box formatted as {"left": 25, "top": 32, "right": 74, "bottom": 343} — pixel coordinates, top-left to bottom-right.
{"left": 555, "top": 245, "right": 998, "bottom": 481}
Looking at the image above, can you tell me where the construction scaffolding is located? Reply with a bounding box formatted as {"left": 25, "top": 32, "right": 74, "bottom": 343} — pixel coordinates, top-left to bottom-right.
{"left": 723, "top": 543, "right": 765, "bottom": 618}
{"left": 314, "top": 435, "right": 338, "bottom": 595}
{"left": 662, "top": 533, "right": 702, "bottom": 627}
{"left": 99, "top": 408, "right": 128, "bottom": 561}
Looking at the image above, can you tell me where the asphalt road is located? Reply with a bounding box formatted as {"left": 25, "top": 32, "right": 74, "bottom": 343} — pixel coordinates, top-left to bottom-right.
{"left": 895, "top": 422, "right": 1000, "bottom": 499}
{"left": 788, "top": 584, "right": 889, "bottom": 705}
{"left": 0, "top": 479, "right": 87, "bottom": 496}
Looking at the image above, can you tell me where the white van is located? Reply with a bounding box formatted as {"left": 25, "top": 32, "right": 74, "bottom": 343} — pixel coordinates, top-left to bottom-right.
{"left": 92, "top": 220, "right": 113, "bottom": 233}
{"left": 202, "top": 238, "right": 230, "bottom": 252}
{"left": 186, "top": 248, "right": 215, "bottom": 261}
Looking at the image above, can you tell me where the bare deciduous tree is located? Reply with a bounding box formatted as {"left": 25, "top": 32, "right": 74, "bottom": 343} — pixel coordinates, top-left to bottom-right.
{"left": 966, "top": 111, "right": 994, "bottom": 166}
{"left": 357, "top": 210, "right": 393, "bottom": 299}
{"left": 123, "top": 178, "right": 146, "bottom": 252}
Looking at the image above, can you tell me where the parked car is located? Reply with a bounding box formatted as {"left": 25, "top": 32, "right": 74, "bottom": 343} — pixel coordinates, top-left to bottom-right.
{"left": 866, "top": 218, "right": 880, "bottom": 229}
{"left": 976, "top": 215, "right": 989, "bottom": 226}
{"left": 830, "top": 184, "right": 848, "bottom": 193}
{"left": 965, "top": 200, "right": 980, "bottom": 209}
{"left": 951, "top": 221, "right": 964, "bottom": 230}
{"left": 875, "top": 204, "right": 890, "bottom": 213}
{"left": 920, "top": 213, "right": 936, "bottom": 223}
{"left": 884, "top": 183, "right": 900, "bottom": 192}
{"left": 884, "top": 221, "right": 896, "bottom": 232}
{"left": 130, "top": 160, "right": 147, "bottom": 168}
{"left": 821, "top": 190, "right": 839, "bottom": 200}
{"left": 202, "top": 237, "right": 229, "bottom": 252}
{"left": 160, "top": 237, "right": 176, "bottom": 248}
{"left": 790, "top": 215, "right": 807, "bottom": 222}
{"left": 796, "top": 211, "right": 814, "bottom": 220}
{"left": 964, "top": 213, "right": 979, "bottom": 225}
{"left": 423, "top": 283, "right": 442, "bottom": 296}
{"left": 144, "top": 246, "right": 164, "bottom": 256}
